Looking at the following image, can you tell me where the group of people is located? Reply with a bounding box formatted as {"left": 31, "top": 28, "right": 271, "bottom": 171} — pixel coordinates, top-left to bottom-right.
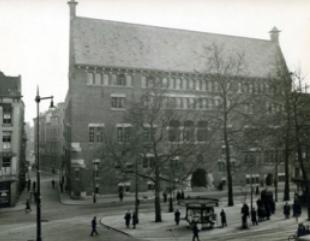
{"left": 283, "top": 199, "right": 302, "bottom": 221}
{"left": 124, "top": 210, "right": 138, "bottom": 229}
{"left": 162, "top": 190, "right": 185, "bottom": 203}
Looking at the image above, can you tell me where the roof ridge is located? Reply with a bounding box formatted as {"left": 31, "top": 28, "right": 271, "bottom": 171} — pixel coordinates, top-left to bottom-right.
{"left": 74, "top": 16, "right": 272, "bottom": 44}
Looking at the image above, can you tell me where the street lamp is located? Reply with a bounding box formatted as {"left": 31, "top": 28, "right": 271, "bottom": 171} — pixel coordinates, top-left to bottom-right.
{"left": 35, "top": 87, "right": 54, "bottom": 241}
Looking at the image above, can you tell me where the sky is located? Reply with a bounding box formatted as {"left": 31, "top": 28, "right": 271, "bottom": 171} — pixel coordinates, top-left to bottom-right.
{"left": 0, "top": 0, "right": 309, "bottom": 123}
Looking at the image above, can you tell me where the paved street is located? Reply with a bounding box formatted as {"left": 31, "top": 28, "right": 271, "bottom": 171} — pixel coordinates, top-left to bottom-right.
{"left": 0, "top": 174, "right": 144, "bottom": 241}
{"left": 0, "top": 173, "right": 309, "bottom": 241}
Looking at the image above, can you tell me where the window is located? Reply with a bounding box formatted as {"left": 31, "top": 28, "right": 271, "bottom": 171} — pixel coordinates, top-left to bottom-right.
{"left": 87, "top": 72, "right": 94, "bottom": 85}
{"left": 183, "top": 121, "right": 195, "bottom": 142}
{"left": 142, "top": 155, "right": 155, "bottom": 169}
{"left": 95, "top": 73, "right": 101, "bottom": 85}
{"left": 141, "top": 76, "right": 147, "bottom": 88}
{"left": 2, "top": 157, "right": 11, "bottom": 167}
{"left": 103, "top": 73, "right": 109, "bottom": 86}
{"left": 2, "top": 104, "right": 12, "bottom": 124}
{"left": 197, "top": 121, "right": 208, "bottom": 142}
{"left": 162, "top": 77, "right": 168, "bottom": 89}
{"left": 168, "top": 120, "right": 180, "bottom": 142}
{"left": 116, "top": 74, "right": 127, "bottom": 86}
{"left": 88, "top": 125, "right": 104, "bottom": 143}
{"left": 116, "top": 125, "right": 132, "bottom": 142}
{"left": 2, "top": 132, "right": 11, "bottom": 149}
{"left": 218, "top": 161, "right": 225, "bottom": 171}
{"left": 147, "top": 76, "right": 155, "bottom": 88}
{"left": 111, "top": 96, "right": 126, "bottom": 109}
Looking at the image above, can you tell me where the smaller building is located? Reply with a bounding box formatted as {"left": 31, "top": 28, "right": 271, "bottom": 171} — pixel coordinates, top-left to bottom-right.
{"left": 0, "top": 71, "right": 26, "bottom": 207}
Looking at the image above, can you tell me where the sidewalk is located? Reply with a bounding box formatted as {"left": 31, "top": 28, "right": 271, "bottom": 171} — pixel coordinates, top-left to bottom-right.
{"left": 100, "top": 191, "right": 307, "bottom": 241}
{"left": 58, "top": 185, "right": 251, "bottom": 206}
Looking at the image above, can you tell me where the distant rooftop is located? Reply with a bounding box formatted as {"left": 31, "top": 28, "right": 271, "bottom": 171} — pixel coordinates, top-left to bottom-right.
{"left": 72, "top": 16, "right": 284, "bottom": 78}
{"left": 0, "top": 71, "right": 21, "bottom": 97}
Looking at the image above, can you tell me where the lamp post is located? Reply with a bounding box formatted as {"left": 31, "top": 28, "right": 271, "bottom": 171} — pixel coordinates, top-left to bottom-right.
{"left": 35, "top": 87, "right": 54, "bottom": 241}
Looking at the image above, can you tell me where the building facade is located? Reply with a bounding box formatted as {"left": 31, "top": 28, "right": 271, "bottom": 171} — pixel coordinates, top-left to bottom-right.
{"left": 34, "top": 103, "right": 65, "bottom": 174}
{"left": 0, "top": 71, "right": 26, "bottom": 207}
{"left": 64, "top": 0, "right": 289, "bottom": 197}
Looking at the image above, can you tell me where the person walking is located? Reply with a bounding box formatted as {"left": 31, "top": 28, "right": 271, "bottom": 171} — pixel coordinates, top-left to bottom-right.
{"left": 292, "top": 199, "right": 302, "bottom": 222}
{"left": 192, "top": 221, "right": 200, "bottom": 241}
{"left": 220, "top": 209, "right": 227, "bottom": 227}
{"left": 163, "top": 191, "right": 167, "bottom": 203}
{"left": 283, "top": 202, "right": 291, "bottom": 219}
{"left": 251, "top": 207, "right": 258, "bottom": 225}
{"left": 90, "top": 216, "right": 99, "bottom": 236}
{"left": 25, "top": 199, "right": 31, "bottom": 213}
{"left": 174, "top": 209, "right": 181, "bottom": 225}
{"left": 27, "top": 179, "right": 31, "bottom": 192}
{"left": 51, "top": 179, "right": 55, "bottom": 189}
{"left": 241, "top": 203, "right": 250, "bottom": 229}
{"left": 32, "top": 181, "right": 36, "bottom": 193}
{"left": 132, "top": 211, "right": 138, "bottom": 229}
{"left": 124, "top": 210, "right": 131, "bottom": 228}
{"left": 119, "top": 189, "right": 124, "bottom": 202}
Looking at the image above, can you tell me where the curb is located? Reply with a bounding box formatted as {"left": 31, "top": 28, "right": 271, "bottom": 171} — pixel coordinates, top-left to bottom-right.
{"left": 99, "top": 217, "right": 132, "bottom": 237}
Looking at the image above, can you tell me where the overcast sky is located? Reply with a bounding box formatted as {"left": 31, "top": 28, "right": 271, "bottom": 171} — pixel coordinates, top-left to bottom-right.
{"left": 0, "top": 0, "right": 309, "bottom": 123}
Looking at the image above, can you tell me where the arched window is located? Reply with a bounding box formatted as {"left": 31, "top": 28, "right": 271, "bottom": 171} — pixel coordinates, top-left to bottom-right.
{"left": 183, "top": 120, "right": 194, "bottom": 142}
{"left": 168, "top": 120, "right": 180, "bottom": 142}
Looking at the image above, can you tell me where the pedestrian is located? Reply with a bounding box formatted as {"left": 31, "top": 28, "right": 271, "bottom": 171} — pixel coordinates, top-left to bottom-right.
{"left": 181, "top": 190, "right": 185, "bottom": 200}
{"left": 283, "top": 202, "right": 291, "bottom": 219}
{"left": 32, "top": 181, "right": 36, "bottom": 193}
{"left": 132, "top": 211, "right": 138, "bottom": 229}
{"left": 25, "top": 199, "right": 31, "bottom": 213}
{"left": 27, "top": 179, "right": 31, "bottom": 192}
{"left": 90, "top": 216, "right": 99, "bottom": 236}
{"left": 119, "top": 189, "right": 124, "bottom": 202}
{"left": 192, "top": 221, "right": 200, "bottom": 241}
{"left": 255, "top": 186, "right": 260, "bottom": 196}
{"left": 241, "top": 203, "right": 250, "bottom": 229}
{"left": 163, "top": 191, "right": 167, "bottom": 203}
{"left": 176, "top": 191, "right": 181, "bottom": 204}
{"left": 51, "top": 179, "right": 55, "bottom": 189}
{"left": 297, "top": 223, "right": 306, "bottom": 237}
{"left": 124, "top": 210, "right": 131, "bottom": 228}
{"left": 292, "top": 199, "right": 302, "bottom": 222}
{"left": 60, "top": 181, "right": 64, "bottom": 193}
{"left": 174, "top": 209, "right": 181, "bottom": 225}
{"left": 220, "top": 209, "right": 227, "bottom": 227}
{"left": 251, "top": 207, "right": 258, "bottom": 225}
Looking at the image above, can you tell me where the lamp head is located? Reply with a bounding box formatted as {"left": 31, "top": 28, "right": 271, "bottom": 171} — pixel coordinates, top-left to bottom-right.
{"left": 50, "top": 98, "right": 54, "bottom": 109}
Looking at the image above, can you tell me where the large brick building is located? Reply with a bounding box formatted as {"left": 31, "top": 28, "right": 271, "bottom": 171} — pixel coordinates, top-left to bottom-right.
{"left": 0, "top": 71, "right": 26, "bottom": 207}
{"left": 64, "top": 0, "right": 290, "bottom": 197}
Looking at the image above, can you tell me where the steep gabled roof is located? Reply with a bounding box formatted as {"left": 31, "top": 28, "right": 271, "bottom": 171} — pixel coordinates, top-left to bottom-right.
{"left": 72, "top": 17, "right": 282, "bottom": 78}
{"left": 0, "top": 71, "right": 21, "bottom": 97}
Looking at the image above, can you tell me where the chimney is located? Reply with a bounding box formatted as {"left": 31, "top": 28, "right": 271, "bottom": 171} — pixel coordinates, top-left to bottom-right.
{"left": 68, "top": 0, "right": 78, "bottom": 20}
{"left": 269, "top": 26, "right": 281, "bottom": 44}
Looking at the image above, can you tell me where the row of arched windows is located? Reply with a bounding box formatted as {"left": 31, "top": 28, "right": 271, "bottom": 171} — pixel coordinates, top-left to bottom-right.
{"left": 168, "top": 120, "right": 208, "bottom": 142}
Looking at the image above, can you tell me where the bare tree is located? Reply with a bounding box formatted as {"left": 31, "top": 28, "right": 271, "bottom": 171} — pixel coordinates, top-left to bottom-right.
{"left": 290, "top": 70, "right": 310, "bottom": 220}
{"left": 101, "top": 79, "right": 210, "bottom": 222}
{"left": 205, "top": 43, "right": 250, "bottom": 206}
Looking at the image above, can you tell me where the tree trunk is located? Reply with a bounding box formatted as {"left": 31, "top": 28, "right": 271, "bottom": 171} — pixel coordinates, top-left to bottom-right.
{"left": 223, "top": 110, "right": 234, "bottom": 206}
{"left": 154, "top": 162, "right": 162, "bottom": 222}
